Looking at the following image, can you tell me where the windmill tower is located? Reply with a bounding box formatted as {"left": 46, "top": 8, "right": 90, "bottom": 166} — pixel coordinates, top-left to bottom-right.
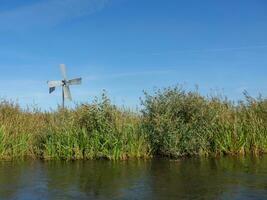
{"left": 47, "top": 64, "right": 82, "bottom": 108}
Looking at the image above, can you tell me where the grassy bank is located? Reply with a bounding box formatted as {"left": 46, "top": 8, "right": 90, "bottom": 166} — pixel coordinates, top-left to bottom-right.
{"left": 0, "top": 86, "right": 266, "bottom": 160}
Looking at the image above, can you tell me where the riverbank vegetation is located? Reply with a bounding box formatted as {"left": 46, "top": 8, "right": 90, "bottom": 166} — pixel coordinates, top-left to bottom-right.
{"left": 0, "top": 86, "right": 266, "bottom": 160}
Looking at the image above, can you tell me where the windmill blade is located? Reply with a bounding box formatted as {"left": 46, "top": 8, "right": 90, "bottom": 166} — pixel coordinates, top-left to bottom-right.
{"left": 68, "top": 78, "right": 82, "bottom": 85}
{"left": 63, "top": 85, "right": 72, "bottom": 101}
{"left": 47, "top": 80, "right": 62, "bottom": 87}
{"left": 49, "top": 87, "right": 55, "bottom": 94}
{"left": 60, "top": 64, "right": 68, "bottom": 80}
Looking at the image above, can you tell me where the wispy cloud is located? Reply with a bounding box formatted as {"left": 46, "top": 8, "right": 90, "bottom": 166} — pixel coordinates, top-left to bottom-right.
{"left": 149, "top": 45, "right": 267, "bottom": 56}
{"left": 84, "top": 69, "right": 176, "bottom": 81}
{"left": 0, "top": 79, "right": 44, "bottom": 86}
{"left": 0, "top": 0, "right": 110, "bottom": 30}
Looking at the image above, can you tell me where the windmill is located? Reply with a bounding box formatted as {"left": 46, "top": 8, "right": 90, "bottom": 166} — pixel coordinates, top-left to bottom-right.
{"left": 47, "top": 64, "right": 82, "bottom": 109}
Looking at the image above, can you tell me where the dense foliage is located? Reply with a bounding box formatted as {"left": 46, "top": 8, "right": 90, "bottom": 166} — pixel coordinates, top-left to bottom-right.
{"left": 141, "top": 87, "right": 267, "bottom": 157}
{"left": 0, "top": 86, "right": 266, "bottom": 160}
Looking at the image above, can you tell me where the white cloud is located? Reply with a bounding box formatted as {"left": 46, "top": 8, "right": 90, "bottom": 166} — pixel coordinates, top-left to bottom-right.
{"left": 84, "top": 69, "right": 176, "bottom": 81}
{"left": 149, "top": 45, "right": 267, "bottom": 56}
{"left": 0, "top": 0, "right": 110, "bottom": 30}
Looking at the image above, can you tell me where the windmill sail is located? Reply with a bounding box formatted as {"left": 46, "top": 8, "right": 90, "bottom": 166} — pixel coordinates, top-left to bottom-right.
{"left": 48, "top": 80, "right": 63, "bottom": 88}
{"left": 68, "top": 78, "right": 82, "bottom": 85}
{"left": 63, "top": 85, "right": 72, "bottom": 101}
{"left": 60, "top": 64, "right": 68, "bottom": 80}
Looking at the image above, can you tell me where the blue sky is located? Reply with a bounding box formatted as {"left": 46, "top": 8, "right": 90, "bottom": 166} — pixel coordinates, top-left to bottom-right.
{"left": 0, "top": 0, "right": 267, "bottom": 109}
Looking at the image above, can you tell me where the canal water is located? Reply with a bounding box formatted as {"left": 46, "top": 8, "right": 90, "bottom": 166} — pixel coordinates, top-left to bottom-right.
{"left": 0, "top": 156, "right": 267, "bottom": 200}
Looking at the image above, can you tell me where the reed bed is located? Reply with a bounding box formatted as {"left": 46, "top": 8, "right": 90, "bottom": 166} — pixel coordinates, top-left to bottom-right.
{"left": 141, "top": 86, "right": 267, "bottom": 157}
{"left": 0, "top": 86, "right": 266, "bottom": 160}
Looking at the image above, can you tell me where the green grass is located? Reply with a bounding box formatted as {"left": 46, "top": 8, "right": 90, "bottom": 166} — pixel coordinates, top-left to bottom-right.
{"left": 0, "top": 87, "right": 266, "bottom": 160}
{"left": 0, "top": 128, "right": 33, "bottom": 159}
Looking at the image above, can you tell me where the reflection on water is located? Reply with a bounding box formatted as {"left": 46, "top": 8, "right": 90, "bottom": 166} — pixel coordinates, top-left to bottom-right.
{"left": 0, "top": 156, "right": 267, "bottom": 200}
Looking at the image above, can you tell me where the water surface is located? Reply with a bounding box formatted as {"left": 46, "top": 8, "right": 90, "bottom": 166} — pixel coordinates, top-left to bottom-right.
{"left": 0, "top": 156, "right": 267, "bottom": 200}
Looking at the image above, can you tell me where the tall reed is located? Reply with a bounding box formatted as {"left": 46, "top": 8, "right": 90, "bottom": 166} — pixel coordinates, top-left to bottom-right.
{"left": 0, "top": 87, "right": 266, "bottom": 160}
{"left": 141, "top": 86, "right": 267, "bottom": 158}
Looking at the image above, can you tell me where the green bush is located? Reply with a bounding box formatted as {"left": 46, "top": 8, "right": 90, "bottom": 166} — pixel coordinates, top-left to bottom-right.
{"left": 141, "top": 86, "right": 267, "bottom": 158}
